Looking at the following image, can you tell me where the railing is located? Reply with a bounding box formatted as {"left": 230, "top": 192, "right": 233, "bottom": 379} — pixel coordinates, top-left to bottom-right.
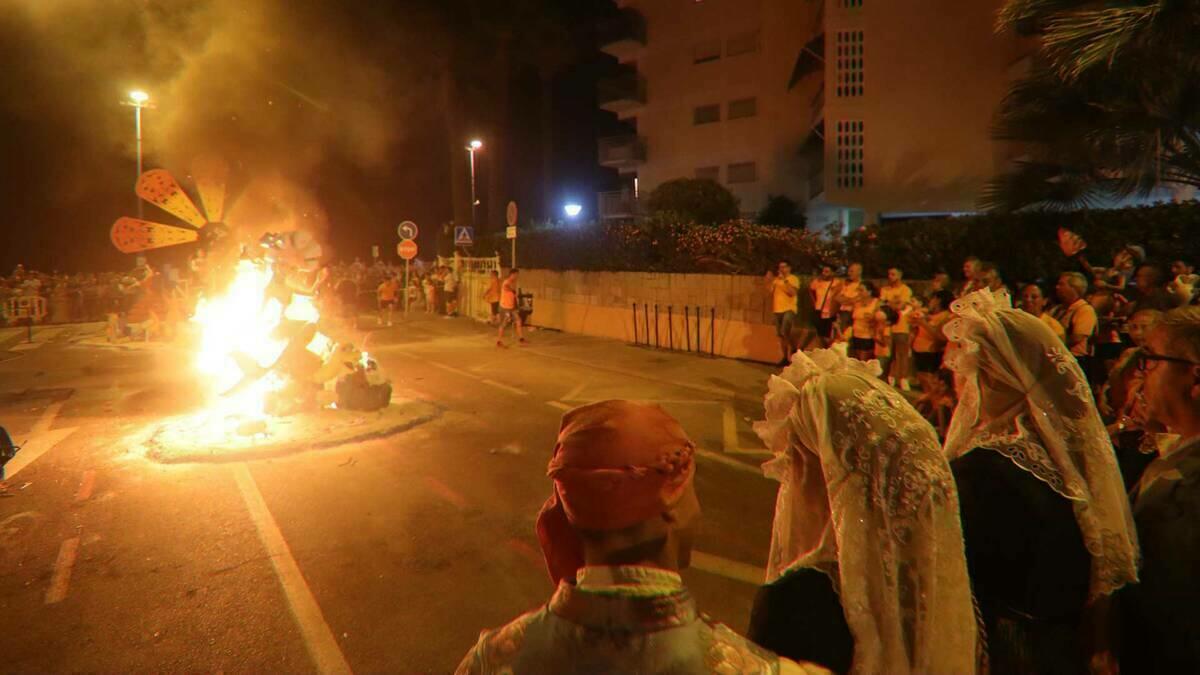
{"left": 598, "top": 8, "right": 646, "bottom": 50}
{"left": 598, "top": 71, "right": 646, "bottom": 109}
{"left": 597, "top": 190, "right": 640, "bottom": 221}
{"left": 630, "top": 303, "right": 716, "bottom": 357}
{"left": 597, "top": 135, "right": 646, "bottom": 168}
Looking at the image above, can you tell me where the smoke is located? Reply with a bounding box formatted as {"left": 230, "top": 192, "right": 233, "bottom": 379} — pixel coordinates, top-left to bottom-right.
{"left": 0, "top": 0, "right": 441, "bottom": 266}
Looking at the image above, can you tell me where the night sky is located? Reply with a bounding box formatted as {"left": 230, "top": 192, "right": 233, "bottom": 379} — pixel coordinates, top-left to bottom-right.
{"left": 0, "top": 0, "right": 622, "bottom": 274}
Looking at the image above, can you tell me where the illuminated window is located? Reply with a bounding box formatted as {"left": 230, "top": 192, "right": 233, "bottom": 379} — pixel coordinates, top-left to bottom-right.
{"left": 693, "top": 104, "right": 721, "bottom": 125}
{"left": 839, "top": 0, "right": 863, "bottom": 7}
{"left": 695, "top": 166, "right": 720, "bottom": 181}
{"left": 726, "top": 30, "right": 760, "bottom": 57}
{"left": 728, "top": 97, "right": 758, "bottom": 120}
{"left": 693, "top": 39, "right": 722, "bottom": 64}
{"left": 835, "top": 120, "right": 864, "bottom": 190}
{"left": 835, "top": 31, "right": 864, "bottom": 97}
{"left": 727, "top": 162, "right": 758, "bottom": 184}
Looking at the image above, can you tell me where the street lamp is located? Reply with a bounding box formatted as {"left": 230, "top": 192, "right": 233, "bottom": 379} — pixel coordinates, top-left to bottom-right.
{"left": 467, "top": 139, "right": 483, "bottom": 228}
{"left": 123, "top": 90, "right": 153, "bottom": 220}
{"left": 564, "top": 203, "right": 583, "bottom": 219}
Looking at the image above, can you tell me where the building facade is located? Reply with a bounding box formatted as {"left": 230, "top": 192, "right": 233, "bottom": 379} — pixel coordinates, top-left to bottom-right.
{"left": 597, "top": 0, "right": 1028, "bottom": 230}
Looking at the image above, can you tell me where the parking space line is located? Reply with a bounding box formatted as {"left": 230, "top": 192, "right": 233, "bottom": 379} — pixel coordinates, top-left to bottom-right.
{"left": 690, "top": 551, "right": 764, "bottom": 586}
{"left": 421, "top": 360, "right": 529, "bottom": 397}
{"left": 234, "top": 464, "right": 353, "bottom": 675}
{"left": 545, "top": 400, "right": 572, "bottom": 412}
{"left": 45, "top": 537, "right": 81, "bottom": 604}
{"left": 721, "top": 404, "right": 740, "bottom": 454}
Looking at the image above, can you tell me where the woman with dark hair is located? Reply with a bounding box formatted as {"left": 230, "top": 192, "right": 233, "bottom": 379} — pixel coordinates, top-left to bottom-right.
{"left": 848, "top": 282, "right": 878, "bottom": 362}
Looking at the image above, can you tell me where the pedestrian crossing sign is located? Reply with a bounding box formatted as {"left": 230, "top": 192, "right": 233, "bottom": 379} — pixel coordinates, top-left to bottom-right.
{"left": 454, "top": 226, "right": 474, "bottom": 247}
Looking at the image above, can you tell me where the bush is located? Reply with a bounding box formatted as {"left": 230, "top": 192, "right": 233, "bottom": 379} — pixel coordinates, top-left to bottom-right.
{"left": 756, "top": 194, "right": 807, "bottom": 229}
{"left": 645, "top": 178, "right": 740, "bottom": 226}
{"left": 844, "top": 202, "right": 1200, "bottom": 283}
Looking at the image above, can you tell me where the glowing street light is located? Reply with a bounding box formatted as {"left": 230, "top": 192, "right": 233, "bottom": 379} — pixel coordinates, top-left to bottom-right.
{"left": 123, "top": 90, "right": 154, "bottom": 220}
{"left": 467, "top": 139, "right": 484, "bottom": 227}
{"left": 564, "top": 203, "right": 583, "bottom": 219}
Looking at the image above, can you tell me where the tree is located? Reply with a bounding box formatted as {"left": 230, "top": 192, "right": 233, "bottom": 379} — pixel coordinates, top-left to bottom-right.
{"left": 645, "top": 178, "right": 740, "bottom": 225}
{"left": 756, "top": 195, "right": 807, "bottom": 229}
{"left": 985, "top": 0, "right": 1200, "bottom": 211}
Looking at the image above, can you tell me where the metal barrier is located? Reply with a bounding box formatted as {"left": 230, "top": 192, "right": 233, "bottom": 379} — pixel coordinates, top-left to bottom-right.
{"left": 631, "top": 303, "right": 715, "bottom": 357}
{"left": 3, "top": 296, "right": 48, "bottom": 342}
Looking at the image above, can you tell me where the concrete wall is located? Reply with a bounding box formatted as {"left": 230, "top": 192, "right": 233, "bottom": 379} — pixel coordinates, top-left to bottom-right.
{"left": 617, "top": 0, "right": 822, "bottom": 214}
{"left": 821, "top": 0, "right": 1028, "bottom": 221}
{"left": 460, "top": 268, "right": 831, "bottom": 362}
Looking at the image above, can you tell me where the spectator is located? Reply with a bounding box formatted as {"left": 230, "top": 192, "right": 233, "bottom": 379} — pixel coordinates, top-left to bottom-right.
{"left": 456, "top": 401, "right": 827, "bottom": 675}
{"left": 765, "top": 260, "right": 800, "bottom": 366}
{"left": 880, "top": 267, "right": 914, "bottom": 390}
{"left": 944, "top": 289, "right": 1138, "bottom": 674}
{"left": 1120, "top": 307, "right": 1200, "bottom": 672}
{"left": 376, "top": 274, "right": 399, "bottom": 326}
{"left": 847, "top": 282, "right": 878, "bottom": 362}
{"left": 1103, "top": 308, "right": 1162, "bottom": 490}
{"left": 957, "top": 256, "right": 982, "bottom": 297}
{"left": 976, "top": 260, "right": 1008, "bottom": 295}
{"left": 1169, "top": 259, "right": 1194, "bottom": 278}
{"left": 442, "top": 267, "right": 460, "bottom": 317}
{"left": 749, "top": 350, "right": 979, "bottom": 673}
{"left": 808, "top": 265, "right": 840, "bottom": 349}
{"left": 483, "top": 270, "right": 501, "bottom": 325}
{"left": 928, "top": 271, "right": 951, "bottom": 297}
{"left": 423, "top": 273, "right": 437, "bottom": 314}
{"left": 1053, "top": 271, "right": 1099, "bottom": 366}
{"left": 1127, "top": 262, "right": 1173, "bottom": 313}
{"left": 1019, "top": 283, "right": 1067, "bottom": 343}
{"left": 834, "top": 263, "right": 864, "bottom": 332}
{"left": 496, "top": 268, "right": 525, "bottom": 347}
{"left": 873, "top": 304, "right": 896, "bottom": 380}
{"left": 911, "top": 289, "right": 954, "bottom": 382}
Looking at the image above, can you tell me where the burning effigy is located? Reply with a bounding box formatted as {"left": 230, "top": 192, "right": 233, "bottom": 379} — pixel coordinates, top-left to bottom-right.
{"left": 111, "top": 160, "right": 410, "bottom": 462}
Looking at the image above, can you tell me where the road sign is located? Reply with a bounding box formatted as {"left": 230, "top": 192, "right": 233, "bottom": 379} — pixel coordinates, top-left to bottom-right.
{"left": 454, "top": 226, "right": 474, "bottom": 247}
{"left": 506, "top": 226, "right": 517, "bottom": 240}
{"left": 397, "top": 240, "right": 418, "bottom": 260}
{"left": 506, "top": 201, "right": 518, "bottom": 227}
{"left": 397, "top": 220, "right": 418, "bottom": 240}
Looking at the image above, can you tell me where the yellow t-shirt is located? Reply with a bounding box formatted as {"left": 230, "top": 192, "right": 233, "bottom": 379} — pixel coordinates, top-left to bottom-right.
{"left": 772, "top": 274, "right": 800, "bottom": 314}
{"left": 852, "top": 300, "right": 878, "bottom": 339}
{"left": 912, "top": 310, "right": 951, "bottom": 353}
{"left": 1039, "top": 312, "right": 1068, "bottom": 344}
{"left": 880, "top": 283, "right": 914, "bottom": 334}
{"left": 377, "top": 280, "right": 398, "bottom": 301}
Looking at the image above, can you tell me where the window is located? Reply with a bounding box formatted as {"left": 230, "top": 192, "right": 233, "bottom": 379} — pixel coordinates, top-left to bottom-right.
{"left": 835, "top": 31, "right": 864, "bottom": 97}
{"left": 839, "top": 0, "right": 864, "bottom": 7}
{"left": 695, "top": 166, "right": 720, "bottom": 181}
{"left": 693, "top": 39, "right": 722, "bottom": 64}
{"left": 726, "top": 30, "right": 760, "bottom": 57}
{"left": 835, "top": 120, "right": 864, "bottom": 190}
{"left": 727, "top": 162, "right": 758, "bottom": 184}
{"left": 693, "top": 104, "right": 721, "bottom": 125}
{"left": 728, "top": 97, "right": 758, "bottom": 120}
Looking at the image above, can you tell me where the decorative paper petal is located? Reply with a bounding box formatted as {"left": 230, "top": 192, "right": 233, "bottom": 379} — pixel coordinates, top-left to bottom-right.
{"left": 110, "top": 217, "right": 199, "bottom": 253}
{"left": 136, "top": 169, "right": 207, "bottom": 228}
{"left": 191, "top": 156, "right": 228, "bottom": 223}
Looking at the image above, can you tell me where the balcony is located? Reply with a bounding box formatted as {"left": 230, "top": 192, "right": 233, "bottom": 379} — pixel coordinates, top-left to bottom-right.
{"left": 598, "top": 8, "right": 646, "bottom": 60}
{"left": 598, "top": 190, "right": 640, "bottom": 221}
{"left": 598, "top": 135, "right": 646, "bottom": 173}
{"left": 598, "top": 70, "right": 646, "bottom": 114}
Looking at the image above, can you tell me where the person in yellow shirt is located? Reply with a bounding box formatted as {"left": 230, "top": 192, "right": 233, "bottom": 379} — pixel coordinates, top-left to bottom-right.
{"left": 808, "top": 265, "right": 841, "bottom": 348}
{"left": 881, "top": 267, "right": 915, "bottom": 390}
{"left": 849, "top": 283, "right": 880, "bottom": 362}
{"left": 483, "top": 270, "right": 501, "bottom": 325}
{"left": 765, "top": 261, "right": 800, "bottom": 366}
{"left": 834, "top": 263, "right": 864, "bottom": 331}
{"left": 1019, "top": 283, "right": 1066, "bottom": 343}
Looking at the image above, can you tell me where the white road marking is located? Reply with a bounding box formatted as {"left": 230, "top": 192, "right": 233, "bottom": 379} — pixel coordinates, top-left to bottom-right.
{"left": 75, "top": 470, "right": 97, "bottom": 502}
{"left": 690, "top": 551, "right": 765, "bottom": 586}
{"left": 0, "top": 327, "right": 26, "bottom": 343}
{"left": 233, "top": 464, "right": 353, "bottom": 675}
{"left": 423, "top": 360, "right": 529, "bottom": 396}
{"left": 4, "top": 400, "right": 76, "bottom": 479}
{"left": 695, "top": 448, "right": 766, "bottom": 476}
{"left": 45, "top": 536, "right": 81, "bottom": 604}
{"left": 722, "top": 403, "right": 740, "bottom": 454}
{"left": 8, "top": 327, "right": 65, "bottom": 351}
{"left": 545, "top": 401, "right": 572, "bottom": 411}
{"left": 561, "top": 381, "right": 588, "bottom": 402}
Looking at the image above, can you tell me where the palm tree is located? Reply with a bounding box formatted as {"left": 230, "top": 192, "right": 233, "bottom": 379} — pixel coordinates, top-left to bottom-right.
{"left": 985, "top": 0, "right": 1200, "bottom": 211}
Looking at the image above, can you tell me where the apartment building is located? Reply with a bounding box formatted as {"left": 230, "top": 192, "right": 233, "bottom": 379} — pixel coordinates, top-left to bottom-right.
{"left": 597, "top": 0, "right": 1028, "bottom": 229}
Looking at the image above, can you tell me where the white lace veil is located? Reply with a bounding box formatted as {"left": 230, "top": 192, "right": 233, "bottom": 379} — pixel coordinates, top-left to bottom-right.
{"left": 755, "top": 350, "right": 979, "bottom": 675}
{"left": 943, "top": 288, "right": 1139, "bottom": 600}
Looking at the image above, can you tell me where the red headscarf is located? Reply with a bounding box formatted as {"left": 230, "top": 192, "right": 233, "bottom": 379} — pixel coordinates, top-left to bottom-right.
{"left": 535, "top": 400, "right": 696, "bottom": 585}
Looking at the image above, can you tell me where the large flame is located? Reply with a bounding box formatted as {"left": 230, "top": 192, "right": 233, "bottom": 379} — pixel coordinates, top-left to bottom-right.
{"left": 190, "top": 259, "right": 328, "bottom": 421}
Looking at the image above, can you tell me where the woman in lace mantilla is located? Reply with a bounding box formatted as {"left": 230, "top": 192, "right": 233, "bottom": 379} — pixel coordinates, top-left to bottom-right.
{"left": 748, "top": 349, "right": 979, "bottom": 675}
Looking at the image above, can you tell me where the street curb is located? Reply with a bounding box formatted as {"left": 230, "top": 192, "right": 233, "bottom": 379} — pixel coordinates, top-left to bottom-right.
{"left": 141, "top": 401, "right": 444, "bottom": 465}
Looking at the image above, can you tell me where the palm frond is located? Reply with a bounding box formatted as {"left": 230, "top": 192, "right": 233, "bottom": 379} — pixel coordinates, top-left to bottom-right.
{"left": 1042, "top": 5, "right": 1161, "bottom": 79}
{"left": 979, "top": 160, "right": 1113, "bottom": 212}
{"left": 995, "top": 0, "right": 1093, "bottom": 33}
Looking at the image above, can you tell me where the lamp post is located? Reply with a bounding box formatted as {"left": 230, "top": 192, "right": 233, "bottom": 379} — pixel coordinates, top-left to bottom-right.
{"left": 467, "top": 139, "right": 483, "bottom": 228}
{"left": 123, "top": 90, "right": 152, "bottom": 220}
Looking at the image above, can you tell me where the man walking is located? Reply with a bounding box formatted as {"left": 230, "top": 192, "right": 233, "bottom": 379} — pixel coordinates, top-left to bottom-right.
{"left": 765, "top": 261, "right": 800, "bottom": 366}
{"left": 496, "top": 268, "right": 525, "bottom": 347}
{"left": 376, "top": 274, "right": 399, "bottom": 326}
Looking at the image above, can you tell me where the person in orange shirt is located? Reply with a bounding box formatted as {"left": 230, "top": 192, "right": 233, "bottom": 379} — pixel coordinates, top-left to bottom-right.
{"left": 376, "top": 274, "right": 400, "bottom": 326}
{"left": 497, "top": 268, "right": 526, "bottom": 347}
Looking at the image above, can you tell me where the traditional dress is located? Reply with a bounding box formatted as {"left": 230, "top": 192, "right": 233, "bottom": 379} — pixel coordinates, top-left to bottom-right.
{"left": 943, "top": 289, "right": 1140, "bottom": 674}
{"left": 749, "top": 350, "right": 980, "bottom": 674}
{"left": 457, "top": 401, "right": 827, "bottom": 675}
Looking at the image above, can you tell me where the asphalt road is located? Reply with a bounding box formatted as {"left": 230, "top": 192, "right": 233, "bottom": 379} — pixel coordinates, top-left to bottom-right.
{"left": 0, "top": 318, "right": 780, "bottom": 674}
